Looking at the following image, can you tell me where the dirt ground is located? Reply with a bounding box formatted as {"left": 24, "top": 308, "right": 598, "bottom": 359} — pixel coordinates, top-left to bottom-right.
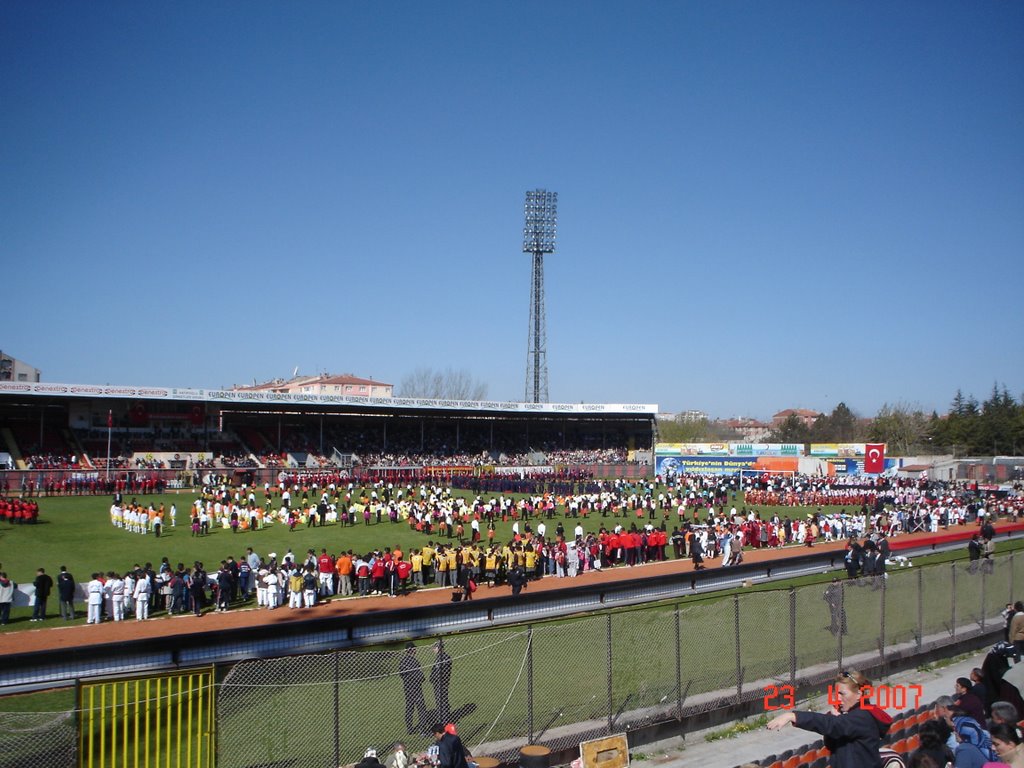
{"left": 0, "top": 523, "right": 993, "bottom": 657}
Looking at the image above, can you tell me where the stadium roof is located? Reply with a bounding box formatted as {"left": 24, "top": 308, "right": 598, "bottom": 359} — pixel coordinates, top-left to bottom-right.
{"left": 0, "top": 380, "right": 658, "bottom": 416}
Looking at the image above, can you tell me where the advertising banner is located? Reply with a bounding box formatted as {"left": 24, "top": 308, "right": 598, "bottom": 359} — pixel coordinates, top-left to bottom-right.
{"left": 824, "top": 457, "right": 895, "bottom": 475}
{"left": 730, "top": 443, "right": 804, "bottom": 457}
{"left": 656, "top": 456, "right": 758, "bottom": 475}
{"left": 657, "top": 443, "right": 730, "bottom": 456}
{"left": 810, "top": 443, "right": 867, "bottom": 457}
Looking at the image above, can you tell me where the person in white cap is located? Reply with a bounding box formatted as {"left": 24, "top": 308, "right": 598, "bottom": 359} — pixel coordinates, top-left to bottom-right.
{"left": 355, "top": 748, "right": 383, "bottom": 768}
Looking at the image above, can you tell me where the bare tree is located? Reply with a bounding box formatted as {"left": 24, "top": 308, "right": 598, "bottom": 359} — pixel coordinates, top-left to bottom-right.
{"left": 869, "top": 402, "right": 932, "bottom": 455}
{"left": 396, "top": 367, "right": 489, "bottom": 400}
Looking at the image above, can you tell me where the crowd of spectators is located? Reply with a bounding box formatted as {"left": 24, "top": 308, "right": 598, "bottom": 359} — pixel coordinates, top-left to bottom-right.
{"left": 23, "top": 454, "right": 83, "bottom": 470}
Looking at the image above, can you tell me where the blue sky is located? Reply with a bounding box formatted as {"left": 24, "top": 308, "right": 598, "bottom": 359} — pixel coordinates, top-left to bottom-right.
{"left": 3, "top": 1, "right": 1022, "bottom": 420}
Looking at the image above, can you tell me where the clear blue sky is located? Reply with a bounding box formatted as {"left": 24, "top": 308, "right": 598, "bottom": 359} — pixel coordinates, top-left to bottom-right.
{"left": 3, "top": 1, "right": 1022, "bottom": 420}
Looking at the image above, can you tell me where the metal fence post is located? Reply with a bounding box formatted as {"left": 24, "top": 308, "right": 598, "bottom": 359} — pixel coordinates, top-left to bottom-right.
{"left": 917, "top": 567, "right": 923, "bottom": 653}
{"left": 981, "top": 562, "right": 987, "bottom": 632}
{"left": 527, "top": 625, "right": 535, "bottom": 743}
{"left": 837, "top": 581, "right": 845, "bottom": 673}
{"left": 675, "top": 607, "right": 683, "bottom": 722}
{"left": 607, "top": 614, "right": 614, "bottom": 733}
{"left": 734, "top": 594, "right": 742, "bottom": 702}
{"left": 879, "top": 576, "right": 887, "bottom": 662}
{"left": 1011, "top": 551, "right": 1016, "bottom": 604}
{"left": 789, "top": 589, "right": 797, "bottom": 686}
{"left": 951, "top": 562, "right": 957, "bottom": 640}
{"left": 333, "top": 651, "right": 340, "bottom": 768}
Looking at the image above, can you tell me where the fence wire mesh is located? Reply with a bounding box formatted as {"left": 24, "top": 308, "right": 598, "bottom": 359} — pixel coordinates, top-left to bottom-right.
{"left": 738, "top": 589, "right": 791, "bottom": 695}
{"left": 609, "top": 608, "right": 678, "bottom": 731}
{"left": 793, "top": 579, "right": 841, "bottom": 685}
{"left": 982, "top": 553, "right": 1014, "bottom": 622}
{"left": 0, "top": 711, "right": 76, "bottom": 768}
{"left": 840, "top": 578, "right": 884, "bottom": 671}
{"left": 203, "top": 553, "right": 1020, "bottom": 767}
{"left": 528, "top": 616, "right": 608, "bottom": 755}
{"left": 956, "top": 562, "right": 987, "bottom": 637}
{"left": 677, "top": 597, "right": 737, "bottom": 713}
{"left": 884, "top": 567, "right": 922, "bottom": 654}
{"left": 218, "top": 651, "right": 337, "bottom": 768}
{"left": 920, "top": 557, "right": 957, "bottom": 644}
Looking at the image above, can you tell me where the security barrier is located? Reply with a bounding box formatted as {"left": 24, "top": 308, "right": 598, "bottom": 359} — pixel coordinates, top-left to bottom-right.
{"left": 79, "top": 668, "right": 214, "bottom": 768}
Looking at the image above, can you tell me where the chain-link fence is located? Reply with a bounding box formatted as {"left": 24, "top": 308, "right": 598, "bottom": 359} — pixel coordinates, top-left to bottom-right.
{"left": 216, "top": 551, "right": 1019, "bottom": 767}
{"left": 0, "top": 553, "right": 1013, "bottom": 768}
{"left": 0, "top": 710, "right": 76, "bottom": 768}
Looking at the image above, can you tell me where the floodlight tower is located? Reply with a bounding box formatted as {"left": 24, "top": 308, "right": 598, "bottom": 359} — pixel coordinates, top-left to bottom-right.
{"left": 523, "top": 189, "right": 557, "bottom": 403}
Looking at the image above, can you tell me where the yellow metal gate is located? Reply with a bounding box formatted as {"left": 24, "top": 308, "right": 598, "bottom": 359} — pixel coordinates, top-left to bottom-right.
{"left": 78, "top": 668, "right": 214, "bottom": 768}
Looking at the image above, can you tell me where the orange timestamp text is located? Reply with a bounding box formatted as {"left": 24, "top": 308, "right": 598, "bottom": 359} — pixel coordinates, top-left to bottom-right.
{"left": 763, "top": 683, "right": 923, "bottom": 711}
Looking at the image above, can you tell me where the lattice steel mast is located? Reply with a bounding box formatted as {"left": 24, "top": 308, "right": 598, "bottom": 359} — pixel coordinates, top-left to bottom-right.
{"left": 523, "top": 189, "right": 557, "bottom": 403}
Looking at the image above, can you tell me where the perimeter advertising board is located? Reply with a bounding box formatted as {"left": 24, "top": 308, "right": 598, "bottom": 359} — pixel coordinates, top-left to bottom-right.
{"left": 810, "top": 443, "right": 867, "bottom": 457}
{"left": 655, "top": 456, "right": 759, "bottom": 475}
{"left": 656, "top": 443, "right": 804, "bottom": 457}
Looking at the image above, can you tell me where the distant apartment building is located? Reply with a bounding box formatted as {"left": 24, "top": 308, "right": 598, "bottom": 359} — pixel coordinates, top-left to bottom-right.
{"left": 771, "top": 408, "right": 821, "bottom": 428}
{"left": 235, "top": 373, "right": 393, "bottom": 398}
{"left": 0, "top": 351, "right": 41, "bottom": 382}
{"left": 677, "top": 409, "right": 708, "bottom": 423}
{"left": 657, "top": 410, "right": 709, "bottom": 423}
{"left": 718, "top": 417, "right": 772, "bottom": 443}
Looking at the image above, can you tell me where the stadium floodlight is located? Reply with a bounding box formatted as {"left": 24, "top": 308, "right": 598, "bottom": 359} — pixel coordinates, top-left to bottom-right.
{"left": 522, "top": 189, "right": 558, "bottom": 255}
{"left": 523, "top": 189, "right": 557, "bottom": 404}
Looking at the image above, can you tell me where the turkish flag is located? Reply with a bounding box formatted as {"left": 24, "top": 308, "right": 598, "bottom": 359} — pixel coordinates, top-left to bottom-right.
{"left": 107, "top": 410, "right": 113, "bottom": 428}
{"left": 864, "top": 443, "right": 885, "bottom": 474}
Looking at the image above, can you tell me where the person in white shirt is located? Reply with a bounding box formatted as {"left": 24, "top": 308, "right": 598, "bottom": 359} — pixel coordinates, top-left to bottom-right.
{"left": 133, "top": 573, "right": 151, "bottom": 620}
{"left": 108, "top": 573, "right": 125, "bottom": 621}
{"left": 86, "top": 574, "right": 104, "bottom": 624}
{"left": 264, "top": 570, "right": 280, "bottom": 609}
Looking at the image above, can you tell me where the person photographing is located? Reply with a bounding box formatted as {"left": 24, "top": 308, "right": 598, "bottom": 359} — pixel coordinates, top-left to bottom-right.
{"left": 767, "top": 670, "right": 892, "bottom": 768}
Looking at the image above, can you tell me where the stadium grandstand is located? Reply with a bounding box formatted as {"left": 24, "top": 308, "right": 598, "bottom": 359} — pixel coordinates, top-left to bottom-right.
{"left": 0, "top": 380, "right": 657, "bottom": 493}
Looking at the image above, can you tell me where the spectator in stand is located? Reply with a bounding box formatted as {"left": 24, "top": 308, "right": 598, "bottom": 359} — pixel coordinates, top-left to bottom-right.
{"left": 950, "top": 713, "right": 997, "bottom": 766}
{"left": 909, "top": 719, "right": 955, "bottom": 768}
{"left": 767, "top": 670, "right": 892, "bottom": 768}
{"left": 990, "top": 702, "right": 1019, "bottom": 730}
{"left": 431, "top": 723, "right": 469, "bottom": 768}
{"left": 990, "top": 722, "right": 1024, "bottom": 768}
{"left": 956, "top": 677, "right": 988, "bottom": 727}
{"left": 1010, "top": 601, "right": 1024, "bottom": 658}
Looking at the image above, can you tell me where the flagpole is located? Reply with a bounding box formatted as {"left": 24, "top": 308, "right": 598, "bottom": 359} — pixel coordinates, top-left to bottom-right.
{"left": 106, "top": 410, "right": 112, "bottom": 483}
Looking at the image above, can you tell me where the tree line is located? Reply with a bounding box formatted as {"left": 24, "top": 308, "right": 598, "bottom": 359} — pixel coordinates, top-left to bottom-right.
{"left": 660, "top": 385, "right": 1024, "bottom": 457}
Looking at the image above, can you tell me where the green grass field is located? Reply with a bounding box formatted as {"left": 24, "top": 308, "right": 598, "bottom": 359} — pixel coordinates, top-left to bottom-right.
{"left": 0, "top": 487, "right": 864, "bottom": 630}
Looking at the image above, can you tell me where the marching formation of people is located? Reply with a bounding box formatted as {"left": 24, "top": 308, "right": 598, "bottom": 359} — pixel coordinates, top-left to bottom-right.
{"left": 0, "top": 496, "right": 39, "bottom": 523}
{"left": 6, "top": 469, "right": 1021, "bottom": 626}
